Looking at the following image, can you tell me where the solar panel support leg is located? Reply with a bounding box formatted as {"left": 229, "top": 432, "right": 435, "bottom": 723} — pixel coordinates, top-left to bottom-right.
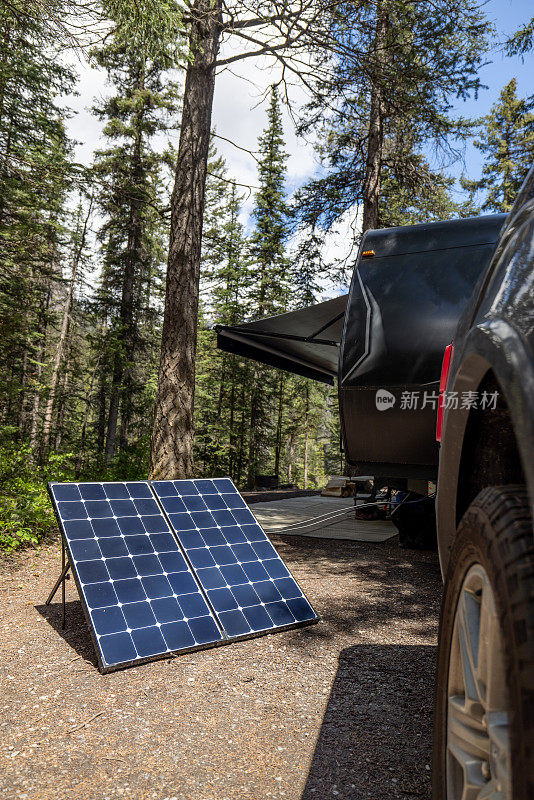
{"left": 45, "top": 539, "right": 70, "bottom": 629}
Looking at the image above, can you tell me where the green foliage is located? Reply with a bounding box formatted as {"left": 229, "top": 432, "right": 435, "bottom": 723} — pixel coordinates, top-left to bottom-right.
{"left": 0, "top": 429, "right": 72, "bottom": 551}
{"left": 461, "top": 79, "right": 534, "bottom": 213}
{"left": 505, "top": 17, "right": 534, "bottom": 57}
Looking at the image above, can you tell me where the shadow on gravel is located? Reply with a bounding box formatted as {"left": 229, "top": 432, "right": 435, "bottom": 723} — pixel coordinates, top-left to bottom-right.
{"left": 301, "top": 643, "right": 436, "bottom": 800}
{"left": 35, "top": 600, "right": 99, "bottom": 667}
{"left": 275, "top": 535, "right": 442, "bottom": 648}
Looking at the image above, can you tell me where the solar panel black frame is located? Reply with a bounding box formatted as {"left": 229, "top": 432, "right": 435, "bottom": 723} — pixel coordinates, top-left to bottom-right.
{"left": 47, "top": 479, "right": 319, "bottom": 673}
{"left": 47, "top": 481, "right": 225, "bottom": 673}
{"left": 151, "top": 478, "right": 319, "bottom": 644}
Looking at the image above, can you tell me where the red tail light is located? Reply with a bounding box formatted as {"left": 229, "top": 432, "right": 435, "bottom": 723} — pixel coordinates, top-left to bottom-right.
{"left": 436, "top": 343, "right": 454, "bottom": 442}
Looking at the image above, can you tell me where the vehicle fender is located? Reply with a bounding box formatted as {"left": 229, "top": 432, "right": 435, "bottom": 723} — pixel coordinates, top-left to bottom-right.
{"left": 436, "top": 318, "right": 534, "bottom": 575}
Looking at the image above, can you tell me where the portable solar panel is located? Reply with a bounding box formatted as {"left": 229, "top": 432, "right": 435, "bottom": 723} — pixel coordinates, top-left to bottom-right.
{"left": 151, "top": 479, "right": 318, "bottom": 639}
{"left": 48, "top": 478, "right": 318, "bottom": 672}
{"left": 48, "top": 481, "right": 224, "bottom": 672}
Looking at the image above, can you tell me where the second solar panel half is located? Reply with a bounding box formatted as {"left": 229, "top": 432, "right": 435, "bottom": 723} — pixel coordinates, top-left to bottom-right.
{"left": 151, "top": 478, "right": 318, "bottom": 640}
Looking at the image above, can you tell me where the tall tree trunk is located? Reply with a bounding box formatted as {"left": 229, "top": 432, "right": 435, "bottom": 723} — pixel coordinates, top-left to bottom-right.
{"left": 303, "top": 386, "right": 309, "bottom": 489}
{"left": 361, "top": 6, "right": 386, "bottom": 233}
{"left": 41, "top": 198, "right": 92, "bottom": 459}
{"left": 274, "top": 373, "right": 284, "bottom": 478}
{"left": 29, "top": 287, "right": 51, "bottom": 453}
{"left": 149, "top": 0, "right": 222, "bottom": 479}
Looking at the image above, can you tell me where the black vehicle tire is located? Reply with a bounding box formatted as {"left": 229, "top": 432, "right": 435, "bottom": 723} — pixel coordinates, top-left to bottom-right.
{"left": 433, "top": 485, "right": 534, "bottom": 800}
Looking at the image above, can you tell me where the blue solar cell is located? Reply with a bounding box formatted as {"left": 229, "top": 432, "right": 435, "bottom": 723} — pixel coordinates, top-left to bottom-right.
{"left": 191, "top": 511, "right": 217, "bottom": 528}
{"left": 124, "top": 535, "right": 154, "bottom": 556}
{"left": 243, "top": 604, "right": 273, "bottom": 631}
{"left": 188, "top": 548, "right": 216, "bottom": 569}
{"left": 110, "top": 499, "right": 137, "bottom": 517}
{"left": 167, "top": 571, "right": 198, "bottom": 595}
{"left": 99, "top": 537, "right": 129, "bottom": 558}
{"left": 92, "top": 518, "right": 122, "bottom": 538}
{"left": 84, "top": 581, "right": 118, "bottom": 609}
{"left": 103, "top": 483, "right": 130, "bottom": 500}
{"left": 222, "top": 526, "right": 247, "bottom": 544}
{"left": 266, "top": 601, "right": 295, "bottom": 627}
{"left": 159, "top": 497, "right": 187, "bottom": 514}
{"left": 203, "top": 495, "right": 227, "bottom": 510}
{"left": 53, "top": 484, "right": 81, "bottom": 501}
{"left": 133, "top": 554, "right": 161, "bottom": 576}
{"left": 194, "top": 479, "right": 218, "bottom": 494}
{"left": 100, "top": 632, "right": 137, "bottom": 665}
{"left": 161, "top": 620, "right": 195, "bottom": 650}
{"left": 207, "top": 588, "right": 239, "bottom": 612}
{"left": 142, "top": 575, "right": 173, "bottom": 599}
{"left": 210, "top": 545, "right": 238, "bottom": 566}
{"left": 231, "top": 508, "right": 256, "bottom": 525}
{"left": 220, "top": 563, "right": 248, "bottom": 585}
{"left": 179, "top": 591, "right": 211, "bottom": 619}
{"left": 218, "top": 609, "right": 251, "bottom": 637}
{"left": 85, "top": 500, "right": 113, "bottom": 518}
{"left": 142, "top": 515, "right": 170, "bottom": 534}
{"left": 221, "top": 492, "right": 246, "bottom": 508}
{"left": 287, "top": 596, "right": 316, "bottom": 621}
{"left": 122, "top": 600, "right": 156, "bottom": 629}
{"left": 64, "top": 520, "right": 94, "bottom": 540}
{"left": 69, "top": 538, "right": 102, "bottom": 562}
{"left": 168, "top": 512, "right": 195, "bottom": 531}
{"left": 188, "top": 616, "right": 221, "bottom": 644}
{"left": 91, "top": 606, "right": 127, "bottom": 635}
{"left": 231, "top": 583, "right": 261, "bottom": 608}
{"left": 117, "top": 516, "right": 145, "bottom": 535}
{"left": 274, "top": 577, "right": 302, "bottom": 599}
{"left": 49, "top": 481, "right": 224, "bottom": 671}
{"left": 211, "top": 510, "right": 235, "bottom": 527}
{"left": 151, "top": 597, "right": 183, "bottom": 624}
{"left": 106, "top": 557, "right": 137, "bottom": 580}
{"left": 58, "top": 501, "right": 86, "bottom": 521}
{"left": 182, "top": 495, "right": 207, "bottom": 511}
{"left": 77, "top": 560, "right": 109, "bottom": 584}
{"left": 114, "top": 578, "right": 146, "bottom": 604}
{"left": 158, "top": 551, "right": 188, "bottom": 573}
{"left": 254, "top": 580, "right": 282, "bottom": 603}
{"left": 148, "top": 532, "right": 178, "bottom": 552}
{"left": 212, "top": 478, "right": 235, "bottom": 493}
{"left": 131, "top": 626, "right": 167, "bottom": 658}
{"left": 202, "top": 529, "right": 226, "bottom": 547}
{"left": 196, "top": 566, "right": 226, "bottom": 589}
{"left": 134, "top": 498, "right": 160, "bottom": 516}
{"left": 79, "top": 483, "right": 106, "bottom": 501}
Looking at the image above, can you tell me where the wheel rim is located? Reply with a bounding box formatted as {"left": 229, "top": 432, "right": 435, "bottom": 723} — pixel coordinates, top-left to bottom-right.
{"left": 446, "top": 563, "right": 511, "bottom": 800}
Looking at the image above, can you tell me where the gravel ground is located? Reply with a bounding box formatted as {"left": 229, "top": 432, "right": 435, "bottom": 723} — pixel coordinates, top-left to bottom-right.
{"left": 0, "top": 534, "right": 441, "bottom": 800}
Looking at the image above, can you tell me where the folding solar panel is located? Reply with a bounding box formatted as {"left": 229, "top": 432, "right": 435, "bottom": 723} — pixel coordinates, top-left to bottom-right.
{"left": 151, "top": 479, "right": 318, "bottom": 639}
{"left": 48, "top": 478, "right": 318, "bottom": 672}
{"left": 48, "top": 481, "right": 224, "bottom": 672}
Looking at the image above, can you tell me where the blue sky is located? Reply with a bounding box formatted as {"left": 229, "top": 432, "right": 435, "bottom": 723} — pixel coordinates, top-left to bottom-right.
{"left": 448, "top": 0, "right": 534, "bottom": 185}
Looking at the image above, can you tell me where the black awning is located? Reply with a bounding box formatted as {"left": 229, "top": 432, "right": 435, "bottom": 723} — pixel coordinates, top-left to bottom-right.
{"left": 215, "top": 294, "right": 347, "bottom": 385}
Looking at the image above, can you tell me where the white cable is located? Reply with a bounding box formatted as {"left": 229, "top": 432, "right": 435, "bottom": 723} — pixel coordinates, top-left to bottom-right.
{"left": 270, "top": 495, "right": 436, "bottom": 535}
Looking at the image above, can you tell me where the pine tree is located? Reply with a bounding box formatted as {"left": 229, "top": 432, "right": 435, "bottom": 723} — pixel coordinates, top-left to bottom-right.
{"left": 90, "top": 31, "right": 179, "bottom": 466}
{"left": 247, "top": 87, "right": 290, "bottom": 487}
{"left": 294, "top": 0, "right": 489, "bottom": 255}
{"left": 0, "top": 5, "right": 76, "bottom": 438}
{"left": 461, "top": 80, "right": 534, "bottom": 213}
{"left": 194, "top": 151, "right": 253, "bottom": 480}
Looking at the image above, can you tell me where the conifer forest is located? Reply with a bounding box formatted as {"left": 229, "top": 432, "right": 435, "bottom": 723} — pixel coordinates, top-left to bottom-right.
{"left": 1, "top": 0, "right": 533, "bottom": 549}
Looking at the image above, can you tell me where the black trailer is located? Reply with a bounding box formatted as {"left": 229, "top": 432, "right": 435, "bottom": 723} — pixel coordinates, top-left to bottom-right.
{"left": 216, "top": 213, "right": 506, "bottom": 480}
